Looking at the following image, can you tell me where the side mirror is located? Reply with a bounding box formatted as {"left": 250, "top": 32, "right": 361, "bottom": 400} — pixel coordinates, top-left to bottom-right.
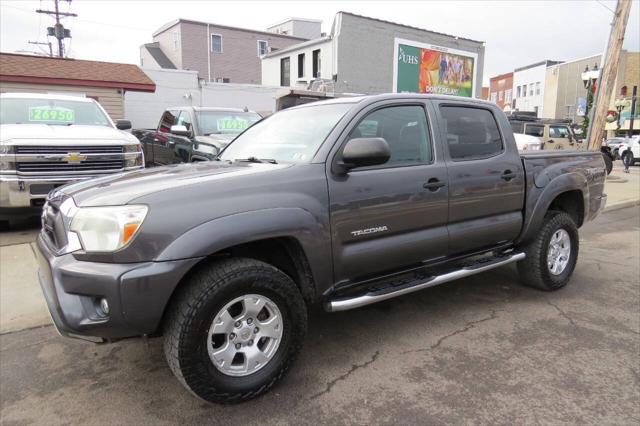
{"left": 115, "top": 119, "right": 132, "bottom": 130}
{"left": 341, "top": 137, "right": 390, "bottom": 171}
{"left": 170, "top": 124, "right": 191, "bottom": 137}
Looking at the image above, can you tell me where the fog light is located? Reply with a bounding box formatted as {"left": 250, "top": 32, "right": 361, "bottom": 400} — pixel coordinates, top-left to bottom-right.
{"left": 99, "top": 298, "right": 110, "bottom": 315}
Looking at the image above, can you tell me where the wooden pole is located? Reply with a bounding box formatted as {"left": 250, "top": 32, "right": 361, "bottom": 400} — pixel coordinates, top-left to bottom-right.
{"left": 587, "top": 0, "right": 633, "bottom": 150}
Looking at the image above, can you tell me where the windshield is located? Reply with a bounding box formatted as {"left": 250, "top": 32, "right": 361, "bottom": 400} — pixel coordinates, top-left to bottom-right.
{"left": 196, "top": 111, "right": 261, "bottom": 136}
{"left": 0, "top": 98, "right": 111, "bottom": 126}
{"left": 219, "top": 103, "right": 353, "bottom": 163}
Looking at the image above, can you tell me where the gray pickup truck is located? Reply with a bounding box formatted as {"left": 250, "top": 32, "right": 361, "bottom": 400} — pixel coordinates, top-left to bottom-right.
{"left": 35, "top": 94, "right": 607, "bottom": 404}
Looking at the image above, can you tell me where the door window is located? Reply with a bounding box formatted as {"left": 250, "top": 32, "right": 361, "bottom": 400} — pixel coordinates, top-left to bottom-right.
{"left": 549, "top": 125, "right": 570, "bottom": 138}
{"left": 177, "top": 111, "right": 193, "bottom": 134}
{"left": 524, "top": 124, "right": 544, "bottom": 137}
{"left": 158, "top": 110, "right": 178, "bottom": 132}
{"left": 347, "top": 105, "right": 432, "bottom": 166}
{"left": 440, "top": 106, "right": 503, "bottom": 160}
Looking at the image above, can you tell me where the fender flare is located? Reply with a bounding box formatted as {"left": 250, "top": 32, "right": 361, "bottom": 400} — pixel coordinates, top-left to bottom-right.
{"left": 156, "top": 207, "right": 332, "bottom": 292}
{"left": 517, "top": 172, "right": 588, "bottom": 245}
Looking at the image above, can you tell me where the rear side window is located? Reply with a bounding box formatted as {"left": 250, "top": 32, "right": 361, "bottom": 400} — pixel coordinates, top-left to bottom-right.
{"left": 348, "top": 105, "right": 433, "bottom": 165}
{"left": 440, "top": 106, "right": 503, "bottom": 160}
{"left": 524, "top": 124, "right": 544, "bottom": 137}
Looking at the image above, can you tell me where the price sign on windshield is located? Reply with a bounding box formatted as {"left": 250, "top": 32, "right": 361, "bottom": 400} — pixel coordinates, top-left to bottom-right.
{"left": 29, "top": 106, "right": 75, "bottom": 123}
{"left": 217, "top": 118, "right": 249, "bottom": 131}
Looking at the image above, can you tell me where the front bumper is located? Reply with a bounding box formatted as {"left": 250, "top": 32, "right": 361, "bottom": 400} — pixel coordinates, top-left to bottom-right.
{"left": 35, "top": 234, "right": 202, "bottom": 341}
{"left": 0, "top": 175, "right": 96, "bottom": 217}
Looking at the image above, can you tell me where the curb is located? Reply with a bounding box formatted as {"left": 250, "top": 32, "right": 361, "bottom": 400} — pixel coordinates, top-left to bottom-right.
{"left": 604, "top": 199, "right": 640, "bottom": 213}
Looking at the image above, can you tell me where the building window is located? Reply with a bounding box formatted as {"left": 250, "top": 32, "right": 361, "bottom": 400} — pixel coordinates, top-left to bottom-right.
{"left": 535, "top": 82, "right": 541, "bottom": 95}
{"left": 211, "top": 34, "right": 223, "bottom": 53}
{"left": 522, "top": 85, "right": 527, "bottom": 97}
{"left": 173, "top": 32, "right": 179, "bottom": 51}
{"left": 505, "top": 89, "right": 512, "bottom": 104}
{"left": 498, "top": 91, "right": 503, "bottom": 101}
{"left": 280, "top": 57, "right": 290, "bottom": 86}
{"left": 490, "top": 92, "right": 498, "bottom": 103}
{"left": 297, "top": 53, "right": 305, "bottom": 78}
{"left": 529, "top": 85, "right": 534, "bottom": 96}
{"left": 312, "top": 49, "right": 321, "bottom": 78}
{"left": 516, "top": 86, "right": 521, "bottom": 98}
{"left": 257, "top": 40, "right": 268, "bottom": 56}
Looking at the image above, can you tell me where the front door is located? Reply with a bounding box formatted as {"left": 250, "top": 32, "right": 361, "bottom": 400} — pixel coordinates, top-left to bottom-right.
{"left": 328, "top": 102, "right": 449, "bottom": 285}
{"left": 547, "top": 124, "right": 575, "bottom": 150}
{"left": 435, "top": 102, "right": 525, "bottom": 254}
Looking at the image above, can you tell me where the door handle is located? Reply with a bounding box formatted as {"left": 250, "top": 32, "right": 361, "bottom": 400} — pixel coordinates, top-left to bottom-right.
{"left": 501, "top": 170, "right": 517, "bottom": 181}
{"left": 423, "top": 178, "right": 446, "bottom": 191}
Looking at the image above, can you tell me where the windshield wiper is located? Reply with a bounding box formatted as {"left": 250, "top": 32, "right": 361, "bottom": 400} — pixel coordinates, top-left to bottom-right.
{"left": 235, "top": 156, "right": 277, "bottom": 164}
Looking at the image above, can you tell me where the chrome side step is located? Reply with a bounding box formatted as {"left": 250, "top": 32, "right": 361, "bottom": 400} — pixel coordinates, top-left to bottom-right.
{"left": 325, "top": 252, "right": 525, "bottom": 312}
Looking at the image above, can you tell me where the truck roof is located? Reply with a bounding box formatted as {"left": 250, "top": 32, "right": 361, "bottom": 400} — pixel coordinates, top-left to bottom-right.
{"left": 286, "top": 93, "right": 495, "bottom": 109}
{"left": 0, "top": 92, "right": 97, "bottom": 103}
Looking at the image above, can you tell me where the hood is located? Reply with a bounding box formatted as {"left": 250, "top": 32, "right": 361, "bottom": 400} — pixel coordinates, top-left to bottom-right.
{"left": 0, "top": 123, "right": 138, "bottom": 145}
{"left": 60, "top": 161, "right": 291, "bottom": 206}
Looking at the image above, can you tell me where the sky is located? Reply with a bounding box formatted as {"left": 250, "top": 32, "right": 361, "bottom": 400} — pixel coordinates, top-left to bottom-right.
{"left": 1, "top": 0, "right": 639, "bottom": 85}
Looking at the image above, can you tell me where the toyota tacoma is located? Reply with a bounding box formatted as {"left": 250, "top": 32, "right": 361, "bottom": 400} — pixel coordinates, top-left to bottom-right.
{"left": 35, "top": 94, "right": 607, "bottom": 403}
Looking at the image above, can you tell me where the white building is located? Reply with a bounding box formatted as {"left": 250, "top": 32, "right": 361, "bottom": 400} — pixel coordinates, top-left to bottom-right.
{"left": 266, "top": 17, "right": 322, "bottom": 40}
{"left": 261, "top": 36, "right": 333, "bottom": 88}
{"left": 512, "top": 60, "right": 562, "bottom": 117}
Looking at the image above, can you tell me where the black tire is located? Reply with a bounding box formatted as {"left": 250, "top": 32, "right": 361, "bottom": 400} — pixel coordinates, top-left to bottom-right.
{"left": 163, "top": 257, "right": 307, "bottom": 404}
{"left": 517, "top": 212, "right": 579, "bottom": 291}
{"left": 602, "top": 152, "right": 613, "bottom": 175}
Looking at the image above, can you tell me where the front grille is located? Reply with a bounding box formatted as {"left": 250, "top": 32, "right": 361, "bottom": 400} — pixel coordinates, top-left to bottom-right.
{"left": 16, "top": 145, "right": 124, "bottom": 154}
{"left": 17, "top": 160, "right": 124, "bottom": 173}
{"left": 15, "top": 145, "right": 126, "bottom": 175}
{"left": 41, "top": 200, "right": 68, "bottom": 251}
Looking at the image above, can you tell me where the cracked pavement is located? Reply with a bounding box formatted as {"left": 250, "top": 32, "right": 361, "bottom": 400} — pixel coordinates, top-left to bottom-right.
{"left": 1, "top": 207, "right": 639, "bottom": 425}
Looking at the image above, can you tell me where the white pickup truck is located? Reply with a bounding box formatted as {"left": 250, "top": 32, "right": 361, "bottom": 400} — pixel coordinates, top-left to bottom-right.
{"left": 0, "top": 93, "right": 144, "bottom": 226}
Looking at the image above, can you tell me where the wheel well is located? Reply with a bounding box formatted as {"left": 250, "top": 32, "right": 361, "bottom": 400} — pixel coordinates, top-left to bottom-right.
{"left": 548, "top": 190, "right": 584, "bottom": 227}
{"left": 157, "top": 237, "right": 316, "bottom": 335}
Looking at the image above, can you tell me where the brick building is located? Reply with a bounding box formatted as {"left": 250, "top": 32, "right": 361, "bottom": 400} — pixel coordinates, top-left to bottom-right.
{"left": 489, "top": 72, "right": 513, "bottom": 111}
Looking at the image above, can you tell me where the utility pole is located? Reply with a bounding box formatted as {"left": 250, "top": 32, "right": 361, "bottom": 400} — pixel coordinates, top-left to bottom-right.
{"left": 36, "top": 0, "right": 77, "bottom": 58}
{"left": 586, "top": 0, "right": 632, "bottom": 151}
{"left": 28, "top": 40, "right": 53, "bottom": 57}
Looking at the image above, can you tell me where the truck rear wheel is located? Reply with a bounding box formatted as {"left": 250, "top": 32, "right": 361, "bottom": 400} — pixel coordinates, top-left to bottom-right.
{"left": 517, "top": 212, "right": 579, "bottom": 291}
{"left": 163, "top": 258, "right": 307, "bottom": 404}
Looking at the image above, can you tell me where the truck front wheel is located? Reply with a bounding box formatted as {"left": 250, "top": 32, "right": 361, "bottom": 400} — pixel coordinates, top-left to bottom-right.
{"left": 517, "top": 212, "right": 579, "bottom": 291}
{"left": 163, "top": 258, "right": 307, "bottom": 404}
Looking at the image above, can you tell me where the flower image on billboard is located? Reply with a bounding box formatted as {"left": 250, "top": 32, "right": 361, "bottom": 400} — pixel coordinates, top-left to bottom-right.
{"left": 395, "top": 39, "right": 476, "bottom": 98}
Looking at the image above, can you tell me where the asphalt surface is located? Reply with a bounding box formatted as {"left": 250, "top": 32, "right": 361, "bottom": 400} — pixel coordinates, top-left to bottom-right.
{"left": 1, "top": 207, "right": 639, "bottom": 425}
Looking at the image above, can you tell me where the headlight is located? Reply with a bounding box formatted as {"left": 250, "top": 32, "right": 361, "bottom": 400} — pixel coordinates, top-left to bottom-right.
{"left": 526, "top": 143, "right": 541, "bottom": 151}
{"left": 124, "top": 143, "right": 144, "bottom": 169}
{"left": 0, "top": 144, "right": 15, "bottom": 172}
{"left": 70, "top": 205, "right": 148, "bottom": 252}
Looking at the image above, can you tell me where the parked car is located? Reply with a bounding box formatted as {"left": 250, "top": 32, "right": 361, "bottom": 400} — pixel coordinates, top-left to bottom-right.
{"left": 132, "top": 107, "right": 261, "bottom": 166}
{"left": 605, "top": 137, "right": 628, "bottom": 159}
{"left": 510, "top": 118, "right": 613, "bottom": 174}
{"left": 513, "top": 133, "right": 542, "bottom": 151}
{"left": 36, "top": 94, "right": 607, "bottom": 404}
{"left": 619, "top": 135, "right": 640, "bottom": 166}
{"left": 0, "top": 93, "right": 143, "bottom": 225}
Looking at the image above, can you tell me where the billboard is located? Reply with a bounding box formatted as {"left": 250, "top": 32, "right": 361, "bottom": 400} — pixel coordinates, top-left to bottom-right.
{"left": 393, "top": 38, "right": 477, "bottom": 98}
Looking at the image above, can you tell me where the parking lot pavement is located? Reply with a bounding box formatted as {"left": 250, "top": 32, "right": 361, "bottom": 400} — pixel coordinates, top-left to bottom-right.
{"left": 0, "top": 206, "right": 638, "bottom": 425}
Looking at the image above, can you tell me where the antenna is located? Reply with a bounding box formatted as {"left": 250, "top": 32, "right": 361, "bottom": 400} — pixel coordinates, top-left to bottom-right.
{"left": 36, "top": 0, "right": 77, "bottom": 58}
{"left": 28, "top": 40, "right": 54, "bottom": 57}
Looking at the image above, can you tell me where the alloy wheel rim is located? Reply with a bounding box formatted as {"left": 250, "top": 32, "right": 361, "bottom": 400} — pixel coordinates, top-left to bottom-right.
{"left": 207, "top": 294, "right": 283, "bottom": 377}
{"left": 547, "top": 229, "right": 571, "bottom": 275}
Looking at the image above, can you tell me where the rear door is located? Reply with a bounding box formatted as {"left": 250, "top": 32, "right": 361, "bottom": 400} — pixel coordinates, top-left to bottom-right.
{"left": 327, "top": 100, "right": 449, "bottom": 284}
{"left": 434, "top": 101, "right": 525, "bottom": 254}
